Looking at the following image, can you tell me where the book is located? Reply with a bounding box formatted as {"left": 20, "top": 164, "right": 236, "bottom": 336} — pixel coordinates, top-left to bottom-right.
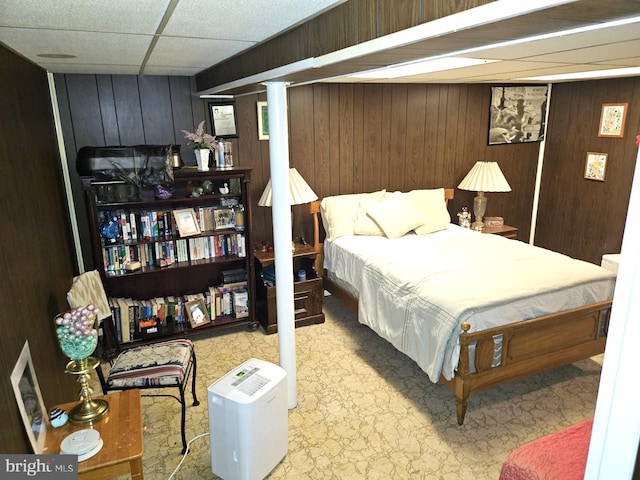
{"left": 115, "top": 297, "right": 131, "bottom": 342}
{"left": 233, "top": 291, "right": 249, "bottom": 318}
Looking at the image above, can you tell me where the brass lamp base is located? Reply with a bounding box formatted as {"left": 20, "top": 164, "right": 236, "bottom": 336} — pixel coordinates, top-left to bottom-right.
{"left": 65, "top": 356, "right": 109, "bottom": 425}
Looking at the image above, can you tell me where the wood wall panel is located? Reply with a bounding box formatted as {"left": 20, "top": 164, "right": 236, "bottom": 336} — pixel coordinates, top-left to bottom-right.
{"left": 138, "top": 76, "right": 174, "bottom": 145}
{"left": 1, "top": 46, "right": 78, "bottom": 453}
{"left": 112, "top": 76, "right": 145, "bottom": 145}
{"left": 56, "top": 73, "right": 638, "bottom": 270}
{"left": 537, "top": 77, "right": 639, "bottom": 264}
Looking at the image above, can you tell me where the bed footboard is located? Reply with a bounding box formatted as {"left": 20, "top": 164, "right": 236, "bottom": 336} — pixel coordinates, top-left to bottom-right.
{"left": 440, "top": 300, "right": 612, "bottom": 425}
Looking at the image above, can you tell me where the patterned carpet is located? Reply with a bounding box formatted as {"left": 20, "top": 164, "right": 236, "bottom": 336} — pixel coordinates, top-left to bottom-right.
{"left": 100, "top": 294, "right": 602, "bottom": 480}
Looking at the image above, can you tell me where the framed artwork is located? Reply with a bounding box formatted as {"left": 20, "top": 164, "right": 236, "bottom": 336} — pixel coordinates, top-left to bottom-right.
{"left": 185, "top": 299, "right": 210, "bottom": 328}
{"left": 173, "top": 208, "right": 201, "bottom": 237}
{"left": 209, "top": 100, "right": 239, "bottom": 138}
{"left": 214, "top": 208, "right": 235, "bottom": 230}
{"left": 598, "top": 103, "right": 628, "bottom": 138}
{"left": 488, "top": 85, "right": 549, "bottom": 145}
{"left": 11, "top": 341, "right": 48, "bottom": 454}
{"left": 585, "top": 152, "right": 608, "bottom": 182}
{"left": 257, "top": 101, "right": 269, "bottom": 140}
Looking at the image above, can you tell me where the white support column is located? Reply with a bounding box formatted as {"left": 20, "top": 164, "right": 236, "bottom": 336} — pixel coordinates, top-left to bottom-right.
{"left": 529, "top": 83, "right": 552, "bottom": 245}
{"left": 264, "top": 81, "right": 297, "bottom": 409}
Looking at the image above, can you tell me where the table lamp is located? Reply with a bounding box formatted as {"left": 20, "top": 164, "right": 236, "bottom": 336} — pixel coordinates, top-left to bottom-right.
{"left": 258, "top": 167, "right": 318, "bottom": 249}
{"left": 457, "top": 161, "right": 511, "bottom": 230}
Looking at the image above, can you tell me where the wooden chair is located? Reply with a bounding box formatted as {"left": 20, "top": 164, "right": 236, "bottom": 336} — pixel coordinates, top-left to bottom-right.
{"left": 67, "top": 271, "right": 200, "bottom": 453}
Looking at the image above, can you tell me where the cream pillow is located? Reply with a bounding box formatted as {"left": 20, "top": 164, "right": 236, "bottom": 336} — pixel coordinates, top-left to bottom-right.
{"left": 320, "top": 190, "right": 386, "bottom": 241}
{"left": 366, "top": 192, "right": 426, "bottom": 239}
{"left": 354, "top": 198, "right": 386, "bottom": 236}
{"left": 405, "top": 188, "right": 451, "bottom": 235}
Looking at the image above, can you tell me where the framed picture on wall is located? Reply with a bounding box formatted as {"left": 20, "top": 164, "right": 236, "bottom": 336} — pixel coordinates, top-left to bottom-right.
{"left": 257, "top": 101, "right": 269, "bottom": 140}
{"left": 584, "top": 152, "right": 608, "bottom": 182}
{"left": 598, "top": 103, "right": 628, "bottom": 138}
{"left": 488, "top": 85, "right": 549, "bottom": 145}
{"left": 11, "top": 341, "right": 48, "bottom": 454}
{"left": 209, "top": 100, "right": 239, "bottom": 138}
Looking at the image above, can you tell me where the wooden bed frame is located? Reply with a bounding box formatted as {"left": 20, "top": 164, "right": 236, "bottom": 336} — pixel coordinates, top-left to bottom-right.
{"left": 310, "top": 191, "right": 612, "bottom": 425}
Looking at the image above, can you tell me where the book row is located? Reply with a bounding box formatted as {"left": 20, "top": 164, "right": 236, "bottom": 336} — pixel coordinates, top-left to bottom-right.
{"left": 107, "top": 281, "right": 249, "bottom": 343}
{"left": 102, "top": 232, "right": 246, "bottom": 274}
{"left": 98, "top": 205, "right": 244, "bottom": 246}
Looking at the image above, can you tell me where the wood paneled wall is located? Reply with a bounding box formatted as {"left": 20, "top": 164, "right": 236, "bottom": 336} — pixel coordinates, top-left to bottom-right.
{"left": 56, "top": 74, "right": 637, "bottom": 272}
{"left": 54, "top": 74, "right": 206, "bottom": 269}
{"left": 0, "top": 46, "right": 78, "bottom": 453}
{"left": 238, "top": 83, "right": 541, "bottom": 246}
{"left": 537, "top": 77, "right": 640, "bottom": 263}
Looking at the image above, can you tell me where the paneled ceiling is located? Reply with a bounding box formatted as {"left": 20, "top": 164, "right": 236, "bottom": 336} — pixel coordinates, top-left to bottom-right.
{"left": 0, "top": 0, "right": 346, "bottom": 76}
{"left": 1, "top": 0, "right": 639, "bottom": 94}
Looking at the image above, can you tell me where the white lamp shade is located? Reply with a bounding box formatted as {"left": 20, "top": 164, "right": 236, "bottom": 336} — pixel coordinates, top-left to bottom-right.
{"left": 457, "top": 161, "right": 511, "bottom": 192}
{"left": 258, "top": 167, "right": 318, "bottom": 206}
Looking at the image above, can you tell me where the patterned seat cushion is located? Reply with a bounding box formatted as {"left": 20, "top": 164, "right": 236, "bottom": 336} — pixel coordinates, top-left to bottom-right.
{"left": 107, "top": 339, "right": 194, "bottom": 389}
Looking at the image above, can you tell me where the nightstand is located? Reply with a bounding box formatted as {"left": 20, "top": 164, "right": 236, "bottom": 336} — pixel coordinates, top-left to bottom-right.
{"left": 482, "top": 224, "right": 518, "bottom": 239}
{"left": 254, "top": 244, "right": 325, "bottom": 334}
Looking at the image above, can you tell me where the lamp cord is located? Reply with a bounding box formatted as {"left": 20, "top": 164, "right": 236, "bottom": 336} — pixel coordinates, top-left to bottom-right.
{"left": 167, "top": 431, "right": 210, "bottom": 480}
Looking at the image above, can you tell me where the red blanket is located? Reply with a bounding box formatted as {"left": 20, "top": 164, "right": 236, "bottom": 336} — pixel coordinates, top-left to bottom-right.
{"left": 499, "top": 418, "right": 593, "bottom": 480}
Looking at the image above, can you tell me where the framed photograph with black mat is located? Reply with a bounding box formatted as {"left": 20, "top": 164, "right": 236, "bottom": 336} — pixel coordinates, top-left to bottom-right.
{"left": 488, "top": 85, "right": 548, "bottom": 145}
{"left": 11, "top": 341, "right": 48, "bottom": 453}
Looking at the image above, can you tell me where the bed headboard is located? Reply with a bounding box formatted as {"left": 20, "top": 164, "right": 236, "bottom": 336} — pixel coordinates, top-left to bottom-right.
{"left": 309, "top": 188, "right": 454, "bottom": 275}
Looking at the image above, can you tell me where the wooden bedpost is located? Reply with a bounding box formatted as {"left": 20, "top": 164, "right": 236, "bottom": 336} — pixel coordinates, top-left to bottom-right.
{"left": 309, "top": 200, "right": 323, "bottom": 275}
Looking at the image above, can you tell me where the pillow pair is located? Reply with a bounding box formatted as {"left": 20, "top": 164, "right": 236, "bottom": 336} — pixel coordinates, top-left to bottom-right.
{"left": 320, "top": 189, "right": 387, "bottom": 241}
{"left": 355, "top": 188, "right": 450, "bottom": 238}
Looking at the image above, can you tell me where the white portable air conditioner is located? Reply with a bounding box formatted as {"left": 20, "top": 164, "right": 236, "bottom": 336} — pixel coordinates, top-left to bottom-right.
{"left": 208, "top": 358, "right": 288, "bottom": 480}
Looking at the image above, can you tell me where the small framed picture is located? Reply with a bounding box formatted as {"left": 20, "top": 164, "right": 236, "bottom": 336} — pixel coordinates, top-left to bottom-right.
{"left": 214, "top": 208, "right": 235, "bottom": 230}
{"left": 11, "top": 341, "right": 48, "bottom": 454}
{"left": 257, "top": 101, "right": 269, "bottom": 140}
{"left": 584, "top": 152, "right": 608, "bottom": 182}
{"left": 173, "top": 208, "right": 201, "bottom": 237}
{"left": 209, "top": 100, "right": 239, "bottom": 138}
{"left": 185, "top": 299, "right": 210, "bottom": 328}
{"left": 598, "top": 103, "right": 628, "bottom": 138}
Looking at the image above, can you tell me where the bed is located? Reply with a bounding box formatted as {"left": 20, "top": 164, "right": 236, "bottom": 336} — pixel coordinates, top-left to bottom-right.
{"left": 312, "top": 188, "right": 615, "bottom": 424}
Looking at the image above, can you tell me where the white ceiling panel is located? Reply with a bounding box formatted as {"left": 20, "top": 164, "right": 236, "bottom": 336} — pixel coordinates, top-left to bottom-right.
{"left": 527, "top": 39, "right": 640, "bottom": 63}
{"left": 0, "top": 29, "right": 152, "bottom": 66}
{"left": 163, "top": 0, "right": 347, "bottom": 41}
{"left": 0, "top": 0, "right": 168, "bottom": 34}
{"left": 148, "top": 36, "right": 254, "bottom": 68}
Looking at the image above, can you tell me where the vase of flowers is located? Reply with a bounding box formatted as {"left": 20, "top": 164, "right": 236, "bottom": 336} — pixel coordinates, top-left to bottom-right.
{"left": 182, "top": 121, "right": 220, "bottom": 171}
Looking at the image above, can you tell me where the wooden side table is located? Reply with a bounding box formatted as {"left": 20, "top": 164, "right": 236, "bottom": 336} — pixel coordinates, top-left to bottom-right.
{"left": 43, "top": 389, "right": 144, "bottom": 480}
{"left": 254, "top": 243, "right": 325, "bottom": 334}
{"left": 482, "top": 224, "right": 518, "bottom": 239}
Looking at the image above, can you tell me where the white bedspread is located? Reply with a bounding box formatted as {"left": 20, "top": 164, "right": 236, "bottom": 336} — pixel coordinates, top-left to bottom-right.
{"left": 326, "top": 227, "right": 616, "bottom": 382}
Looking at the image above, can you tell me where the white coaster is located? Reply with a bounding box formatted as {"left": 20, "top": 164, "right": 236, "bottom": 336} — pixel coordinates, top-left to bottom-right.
{"left": 60, "top": 429, "right": 103, "bottom": 460}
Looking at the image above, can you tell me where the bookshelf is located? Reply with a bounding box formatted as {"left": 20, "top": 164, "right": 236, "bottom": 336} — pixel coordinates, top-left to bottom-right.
{"left": 83, "top": 166, "right": 257, "bottom": 346}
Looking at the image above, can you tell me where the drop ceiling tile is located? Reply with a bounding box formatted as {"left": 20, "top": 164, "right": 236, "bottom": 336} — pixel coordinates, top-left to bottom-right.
{"left": 163, "top": 0, "right": 346, "bottom": 41}
{"left": 0, "top": 0, "right": 168, "bottom": 34}
{"left": 526, "top": 39, "right": 640, "bottom": 63}
{"left": 0, "top": 28, "right": 152, "bottom": 65}
{"left": 147, "top": 36, "right": 253, "bottom": 68}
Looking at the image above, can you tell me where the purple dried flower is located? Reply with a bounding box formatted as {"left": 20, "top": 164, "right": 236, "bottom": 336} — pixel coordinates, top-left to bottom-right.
{"left": 181, "top": 121, "right": 220, "bottom": 151}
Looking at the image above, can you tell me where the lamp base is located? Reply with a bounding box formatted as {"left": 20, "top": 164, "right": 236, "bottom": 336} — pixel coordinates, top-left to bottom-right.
{"left": 471, "top": 221, "right": 484, "bottom": 231}
{"left": 65, "top": 356, "right": 109, "bottom": 425}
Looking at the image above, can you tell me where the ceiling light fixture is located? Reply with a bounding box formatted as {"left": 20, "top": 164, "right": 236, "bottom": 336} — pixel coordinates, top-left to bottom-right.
{"left": 519, "top": 66, "right": 640, "bottom": 82}
{"left": 351, "top": 57, "right": 498, "bottom": 79}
